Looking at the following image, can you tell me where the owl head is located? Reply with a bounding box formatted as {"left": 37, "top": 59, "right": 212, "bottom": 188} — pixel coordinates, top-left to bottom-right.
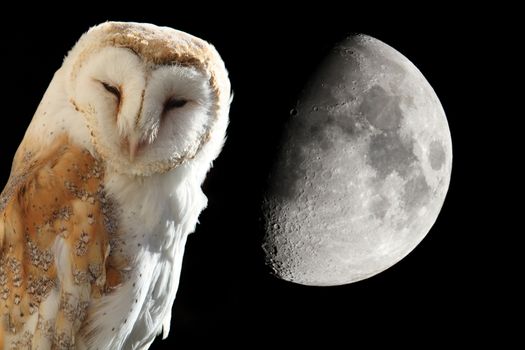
{"left": 61, "top": 22, "right": 231, "bottom": 177}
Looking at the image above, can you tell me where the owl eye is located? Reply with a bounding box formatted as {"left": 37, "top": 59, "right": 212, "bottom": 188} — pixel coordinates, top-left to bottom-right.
{"left": 101, "top": 82, "right": 121, "bottom": 100}
{"left": 164, "top": 97, "right": 188, "bottom": 111}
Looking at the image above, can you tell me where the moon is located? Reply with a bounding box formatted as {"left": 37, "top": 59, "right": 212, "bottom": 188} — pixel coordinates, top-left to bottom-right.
{"left": 262, "top": 34, "right": 452, "bottom": 286}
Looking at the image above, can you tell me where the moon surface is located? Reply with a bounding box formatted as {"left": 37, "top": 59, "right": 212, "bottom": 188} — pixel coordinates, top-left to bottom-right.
{"left": 262, "top": 34, "right": 452, "bottom": 286}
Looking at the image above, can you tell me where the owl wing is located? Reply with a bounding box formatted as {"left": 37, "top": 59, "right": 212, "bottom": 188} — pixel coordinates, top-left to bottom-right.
{"left": 0, "top": 135, "right": 117, "bottom": 349}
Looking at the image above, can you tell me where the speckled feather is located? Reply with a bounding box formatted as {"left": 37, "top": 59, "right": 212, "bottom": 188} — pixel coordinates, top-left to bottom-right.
{"left": 0, "top": 136, "right": 124, "bottom": 349}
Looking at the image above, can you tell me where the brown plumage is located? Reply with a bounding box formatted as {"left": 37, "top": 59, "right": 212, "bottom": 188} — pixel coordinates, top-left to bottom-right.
{"left": 1, "top": 135, "right": 126, "bottom": 348}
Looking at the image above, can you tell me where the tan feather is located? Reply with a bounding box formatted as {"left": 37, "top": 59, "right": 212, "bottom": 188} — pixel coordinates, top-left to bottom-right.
{"left": 0, "top": 135, "right": 124, "bottom": 349}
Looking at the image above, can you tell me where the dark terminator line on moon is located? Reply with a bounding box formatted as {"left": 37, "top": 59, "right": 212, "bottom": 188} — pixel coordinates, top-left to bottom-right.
{"left": 262, "top": 34, "right": 452, "bottom": 286}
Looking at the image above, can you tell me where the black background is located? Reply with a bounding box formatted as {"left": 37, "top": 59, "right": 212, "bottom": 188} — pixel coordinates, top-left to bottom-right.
{"left": 0, "top": 6, "right": 510, "bottom": 348}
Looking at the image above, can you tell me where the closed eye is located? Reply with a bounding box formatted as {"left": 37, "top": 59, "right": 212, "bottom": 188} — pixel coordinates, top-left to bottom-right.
{"left": 101, "top": 81, "right": 121, "bottom": 100}
{"left": 164, "top": 97, "right": 188, "bottom": 112}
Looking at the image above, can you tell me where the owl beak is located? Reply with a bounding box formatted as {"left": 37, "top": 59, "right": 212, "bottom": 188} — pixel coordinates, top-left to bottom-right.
{"left": 128, "top": 138, "right": 139, "bottom": 162}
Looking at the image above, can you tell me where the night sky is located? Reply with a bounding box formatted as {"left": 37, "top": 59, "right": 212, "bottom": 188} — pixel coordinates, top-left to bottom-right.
{"left": 0, "top": 7, "right": 508, "bottom": 348}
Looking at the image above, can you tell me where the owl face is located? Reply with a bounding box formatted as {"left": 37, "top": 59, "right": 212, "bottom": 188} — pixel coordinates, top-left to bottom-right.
{"left": 61, "top": 22, "right": 230, "bottom": 177}
{"left": 67, "top": 46, "right": 213, "bottom": 176}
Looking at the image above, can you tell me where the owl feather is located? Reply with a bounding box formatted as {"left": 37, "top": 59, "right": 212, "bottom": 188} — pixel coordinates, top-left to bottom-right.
{"left": 0, "top": 22, "right": 230, "bottom": 350}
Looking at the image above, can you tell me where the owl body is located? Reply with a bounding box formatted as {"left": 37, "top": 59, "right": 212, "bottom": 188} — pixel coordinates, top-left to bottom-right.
{"left": 0, "top": 22, "right": 230, "bottom": 349}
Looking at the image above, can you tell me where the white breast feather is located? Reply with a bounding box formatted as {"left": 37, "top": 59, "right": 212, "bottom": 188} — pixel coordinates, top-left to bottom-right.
{"left": 81, "top": 166, "right": 207, "bottom": 350}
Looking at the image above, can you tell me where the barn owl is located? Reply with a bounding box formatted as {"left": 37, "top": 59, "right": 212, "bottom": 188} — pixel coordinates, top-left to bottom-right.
{"left": 0, "top": 21, "right": 230, "bottom": 349}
